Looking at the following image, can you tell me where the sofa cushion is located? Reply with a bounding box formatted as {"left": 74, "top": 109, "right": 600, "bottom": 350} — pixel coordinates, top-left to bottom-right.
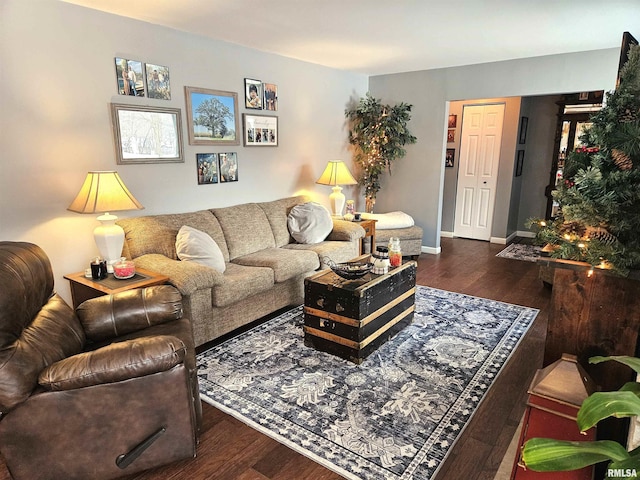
{"left": 283, "top": 241, "right": 359, "bottom": 268}
{"left": 258, "top": 196, "right": 308, "bottom": 247}
{"left": 287, "top": 202, "right": 333, "bottom": 244}
{"left": 210, "top": 263, "right": 274, "bottom": 308}
{"left": 232, "top": 248, "right": 319, "bottom": 283}
{"left": 175, "top": 225, "right": 226, "bottom": 273}
{"left": 118, "top": 210, "right": 229, "bottom": 262}
{"left": 212, "top": 203, "right": 276, "bottom": 260}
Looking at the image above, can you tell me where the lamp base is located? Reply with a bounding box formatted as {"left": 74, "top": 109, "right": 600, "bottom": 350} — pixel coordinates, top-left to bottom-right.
{"left": 94, "top": 213, "right": 124, "bottom": 273}
{"left": 328, "top": 186, "right": 346, "bottom": 217}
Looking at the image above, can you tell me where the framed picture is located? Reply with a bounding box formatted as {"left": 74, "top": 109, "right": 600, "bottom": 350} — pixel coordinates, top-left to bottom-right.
{"left": 110, "top": 104, "right": 183, "bottom": 164}
{"left": 243, "top": 114, "right": 278, "bottom": 146}
{"left": 115, "top": 57, "right": 145, "bottom": 97}
{"left": 263, "top": 83, "right": 278, "bottom": 111}
{"left": 447, "top": 129, "right": 455, "bottom": 143}
{"left": 244, "top": 78, "right": 263, "bottom": 109}
{"left": 519, "top": 116, "right": 529, "bottom": 144}
{"left": 516, "top": 150, "right": 525, "bottom": 177}
{"left": 448, "top": 114, "right": 457, "bottom": 128}
{"left": 145, "top": 63, "right": 171, "bottom": 100}
{"left": 185, "top": 86, "right": 240, "bottom": 146}
{"left": 219, "top": 152, "right": 238, "bottom": 182}
{"left": 196, "top": 153, "right": 219, "bottom": 185}
{"left": 445, "top": 148, "right": 455, "bottom": 167}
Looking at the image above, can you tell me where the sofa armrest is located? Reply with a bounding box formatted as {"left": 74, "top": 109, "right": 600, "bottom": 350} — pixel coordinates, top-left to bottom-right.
{"left": 134, "top": 253, "right": 224, "bottom": 295}
{"left": 327, "top": 219, "right": 365, "bottom": 242}
{"left": 38, "top": 335, "right": 186, "bottom": 391}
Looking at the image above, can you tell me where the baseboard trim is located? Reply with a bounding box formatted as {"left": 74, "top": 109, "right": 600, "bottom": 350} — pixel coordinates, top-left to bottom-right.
{"left": 440, "top": 231, "right": 454, "bottom": 238}
{"left": 516, "top": 230, "right": 536, "bottom": 238}
{"left": 421, "top": 245, "right": 441, "bottom": 255}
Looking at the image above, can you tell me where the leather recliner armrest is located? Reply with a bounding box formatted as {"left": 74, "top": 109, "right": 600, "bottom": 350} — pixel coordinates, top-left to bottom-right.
{"left": 38, "top": 335, "right": 186, "bottom": 391}
{"left": 77, "top": 285, "right": 183, "bottom": 342}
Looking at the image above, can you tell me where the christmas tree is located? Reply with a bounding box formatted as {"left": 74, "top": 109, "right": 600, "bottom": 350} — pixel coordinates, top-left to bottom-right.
{"left": 528, "top": 44, "right": 640, "bottom": 275}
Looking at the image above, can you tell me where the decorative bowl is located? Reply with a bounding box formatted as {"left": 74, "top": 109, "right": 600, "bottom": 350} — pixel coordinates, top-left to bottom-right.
{"left": 322, "top": 256, "right": 373, "bottom": 280}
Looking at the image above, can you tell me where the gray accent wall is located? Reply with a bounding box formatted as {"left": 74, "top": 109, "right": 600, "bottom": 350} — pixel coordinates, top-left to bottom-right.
{"left": 369, "top": 49, "right": 619, "bottom": 252}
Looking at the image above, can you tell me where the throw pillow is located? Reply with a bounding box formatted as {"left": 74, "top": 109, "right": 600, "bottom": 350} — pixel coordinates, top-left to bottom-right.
{"left": 175, "top": 225, "right": 226, "bottom": 273}
{"left": 287, "top": 202, "right": 333, "bottom": 244}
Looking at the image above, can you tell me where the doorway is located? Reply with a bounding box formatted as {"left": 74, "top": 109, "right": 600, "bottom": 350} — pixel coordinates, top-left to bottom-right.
{"left": 453, "top": 103, "right": 505, "bottom": 241}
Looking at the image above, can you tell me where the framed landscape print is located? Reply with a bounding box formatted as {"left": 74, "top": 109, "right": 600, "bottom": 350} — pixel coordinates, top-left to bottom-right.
{"left": 185, "top": 86, "right": 240, "bottom": 146}
{"left": 115, "top": 57, "right": 145, "bottom": 97}
{"left": 219, "top": 153, "right": 238, "bottom": 182}
{"left": 196, "top": 153, "right": 219, "bottom": 185}
{"left": 243, "top": 114, "right": 278, "bottom": 146}
{"left": 145, "top": 63, "right": 171, "bottom": 100}
{"left": 244, "top": 78, "right": 263, "bottom": 109}
{"left": 110, "top": 104, "right": 183, "bottom": 164}
{"left": 263, "top": 83, "right": 278, "bottom": 111}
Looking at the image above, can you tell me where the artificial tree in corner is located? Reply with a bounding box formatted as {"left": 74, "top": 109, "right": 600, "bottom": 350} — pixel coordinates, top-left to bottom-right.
{"left": 345, "top": 94, "right": 416, "bottom": 213}
{"left": 522, "top": 356, "right": 640, "bottom": 480}
{"left": 527, "top": 44, "right": 640, "bottom": 276}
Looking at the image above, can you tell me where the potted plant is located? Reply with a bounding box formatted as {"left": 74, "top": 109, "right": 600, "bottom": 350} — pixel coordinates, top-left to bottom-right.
{"left": 522, "top": 355, "right": 640, "bottom": 480}
{"left": 345, "top": 94, "right": 416, "bottom": 213}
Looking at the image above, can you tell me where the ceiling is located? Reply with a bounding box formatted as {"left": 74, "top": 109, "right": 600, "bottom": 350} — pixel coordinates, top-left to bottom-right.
{"left": 60, "top": 0, "right": 640, "bottom": 76}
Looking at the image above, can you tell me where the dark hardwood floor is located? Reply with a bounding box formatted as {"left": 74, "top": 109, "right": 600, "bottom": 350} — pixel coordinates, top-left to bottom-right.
{"left": 0, "top": 238, "right": 551, "bottom": 480}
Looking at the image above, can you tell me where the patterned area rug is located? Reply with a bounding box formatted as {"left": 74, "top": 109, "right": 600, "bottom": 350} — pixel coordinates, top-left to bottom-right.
{"left": 495, "top": 243, "right": 542, "bottom": 263}
{"left": 197, "top": 286, "right": 538, "bottom": 479}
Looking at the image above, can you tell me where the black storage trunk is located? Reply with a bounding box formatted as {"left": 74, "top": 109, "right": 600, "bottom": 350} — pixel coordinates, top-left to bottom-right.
{"left": 303, "top": 259, "right": 416, "bottom": 364}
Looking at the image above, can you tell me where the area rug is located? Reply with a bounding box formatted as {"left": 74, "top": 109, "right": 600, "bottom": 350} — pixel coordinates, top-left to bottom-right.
{"left": 496, "top": 242, "right": 542, "bottom": 263}
{"left": 197, "top": 286, "right": 538, "bottom": 479}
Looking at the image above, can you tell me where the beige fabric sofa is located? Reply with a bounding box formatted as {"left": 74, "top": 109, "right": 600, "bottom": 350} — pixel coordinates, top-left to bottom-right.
{"left": 117, "top": 196, "right": 364, "bottom": 346}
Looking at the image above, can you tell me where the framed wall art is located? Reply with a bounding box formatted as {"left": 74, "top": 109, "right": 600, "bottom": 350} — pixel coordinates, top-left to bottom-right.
{"left": 145, "top": 63, "right": 171, "bottom": 100}
{"left": 244, "top": 78, "right": 263, "bottom": 109}
{"left": 243, "top": 114, "right": 278, "bottom": 146}
{"left": 448, "top": 114, "right": 457, "bottom": 128}
{"left": 110, "top": 104, "right": 183, "bottom": 164}
{"left": 445, "top": 148, "right": 455, "bottom": 167}
{"left": 518, "top": 116, "right": 529, "bottom": 144}
{"left": 115, "top": 57, "right": 145, "bottom": 97}
{"left": 516, "top": 150, "right": 525, "bottom": 177}
{"left": 263, "top": 83, "right": 278, "bottom": 111}
{"left": 196, "top": 153, "right": 219, "bottom": 185}
{"left": 447, "top": 129, "right": 455, "bottom": 143}
{"left": 185, "top": 86, "right": 240, "bottom": 146}
{"left": 219, "top": 153, "right": 238, "bottom": 182}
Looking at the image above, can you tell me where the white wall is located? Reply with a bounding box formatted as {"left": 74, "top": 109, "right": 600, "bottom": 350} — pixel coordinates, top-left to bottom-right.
{"left": 369, "top": 49, "right": 620, "bottom": 252}
{"left": 0, "top": 0, "right": 367, "bottom": 305}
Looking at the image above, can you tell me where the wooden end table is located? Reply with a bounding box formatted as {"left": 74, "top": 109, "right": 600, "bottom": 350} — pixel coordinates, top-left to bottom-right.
{"left": 64, "top": 267, "right": 169, "bottom": 308}
{"left": 356, "top": 219, "right": 376, "bottom": 255}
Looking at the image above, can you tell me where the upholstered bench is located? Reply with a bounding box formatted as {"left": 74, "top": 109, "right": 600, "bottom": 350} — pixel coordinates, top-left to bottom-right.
{"left": 360, "top": 211, "right": 423, "bottom": 259}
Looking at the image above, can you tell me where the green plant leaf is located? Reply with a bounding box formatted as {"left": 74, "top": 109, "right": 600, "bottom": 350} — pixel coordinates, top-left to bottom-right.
{"left": 590, "top": 355, "right": 640, "bottom": 375}
{"left": 577, "top": 391, "right": 640, "bottom": 432}
{"left": 522, "top": 438, "right": 629, "bottom": 471}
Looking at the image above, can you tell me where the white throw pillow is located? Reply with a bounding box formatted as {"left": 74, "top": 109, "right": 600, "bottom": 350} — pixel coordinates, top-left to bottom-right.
{"left": 175, "top": 225, "right": 226, "bottom": 273}
{"left": 287, "top": 202, "right": 333, "bottom": 244}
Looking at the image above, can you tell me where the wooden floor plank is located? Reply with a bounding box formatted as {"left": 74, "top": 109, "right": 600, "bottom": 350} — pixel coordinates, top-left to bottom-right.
{"left": 0, "top": 237, "right": 551, "bottom": 480}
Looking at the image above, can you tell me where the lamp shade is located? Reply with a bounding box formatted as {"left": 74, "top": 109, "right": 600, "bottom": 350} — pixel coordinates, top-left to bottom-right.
{"left": 315, "top": 160, "right": 357, "bottom": 186}
{"left": 68, "top": 171, "right": 143, "bottom": 214}
{"left": 68, "top": 171, "right": 143, "bottom": 271}
{"left": 316, "top": 161, "right": 357, "bottom": 217}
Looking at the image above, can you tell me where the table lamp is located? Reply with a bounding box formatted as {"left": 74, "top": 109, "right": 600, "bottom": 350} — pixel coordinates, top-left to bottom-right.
{"left": 315, "top": 160, "right": 357, "bottom": 216}
{"left": 68, "top": 171, "right": 143, "bottom": 272}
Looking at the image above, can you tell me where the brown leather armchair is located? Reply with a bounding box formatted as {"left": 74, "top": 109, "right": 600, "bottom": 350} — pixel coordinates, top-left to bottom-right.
{"left": 0, "top": 242, "right": 202, "bottom": 480}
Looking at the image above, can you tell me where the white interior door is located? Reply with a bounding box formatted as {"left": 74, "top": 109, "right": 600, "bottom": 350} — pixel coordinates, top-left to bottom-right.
{"left": 453, "top": 103, "right": 505, "bottom": 241}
